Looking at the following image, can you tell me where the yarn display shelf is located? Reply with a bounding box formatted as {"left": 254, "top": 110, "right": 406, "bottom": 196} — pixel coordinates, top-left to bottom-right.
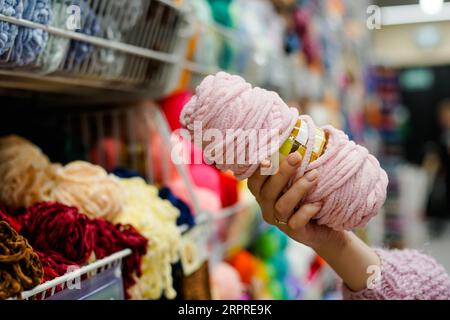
{"left": 0, "top": 0, "right": 190, "bottom": 102}
{"left": 182, "top": 20, "right": 234, "bottom": 76}
{"left": 15, "top": 249, "right": 132, "bottom": 300}
{"left": 182, "top": 16, "right": 290, "bottom": 97}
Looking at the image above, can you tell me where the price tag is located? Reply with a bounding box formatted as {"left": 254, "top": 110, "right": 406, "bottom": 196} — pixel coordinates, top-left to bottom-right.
{"left": 179, "top": 224, "right": 209, "bottom": 277}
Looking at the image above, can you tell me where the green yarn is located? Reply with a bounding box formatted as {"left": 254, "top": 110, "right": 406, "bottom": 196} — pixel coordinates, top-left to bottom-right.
{"left": 208, "top": 0, "right": 233, "bottom": 27}
{"left": 207, "top": 0, "right": 235, "bottom": 70}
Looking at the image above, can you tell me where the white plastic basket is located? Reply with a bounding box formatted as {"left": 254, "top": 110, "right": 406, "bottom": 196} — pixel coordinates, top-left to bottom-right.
{"left": 18, "top": 249, "right": 131, "bottom": 300}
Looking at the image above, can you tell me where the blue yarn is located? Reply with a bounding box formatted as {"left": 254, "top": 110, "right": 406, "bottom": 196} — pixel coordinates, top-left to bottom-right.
{"left": 0, "top": 0, "right": 23, "bottom": 56}
{"left": 159, "top": 187, "right": 196, "bottom": 229}
{"left": 268, "top": 253, "right": 289, "bottom": 280}
{"left": 94, "top": 21, "right": 124, "bottom": 75}
{"left": 66, "top": 0, "right": 100, "bottom": 65}
{"left": 112, "top": 167, "right": 144, "bottom": 179}
{"left": 9, "top": 0, "right": 52, "bottom": 66}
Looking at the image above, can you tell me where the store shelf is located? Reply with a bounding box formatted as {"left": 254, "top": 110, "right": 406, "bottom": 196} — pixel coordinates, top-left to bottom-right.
{"left": 0, "top": 0, "right": 190, "bottom": 102}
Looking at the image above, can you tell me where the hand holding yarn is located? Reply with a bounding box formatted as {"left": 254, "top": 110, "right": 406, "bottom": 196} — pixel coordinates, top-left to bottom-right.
{"left": 180, "top": 72, "right": 389, "bottom": 231}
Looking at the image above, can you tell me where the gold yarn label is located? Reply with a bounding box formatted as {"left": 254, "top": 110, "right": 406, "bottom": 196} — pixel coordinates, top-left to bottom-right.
{"left": 279, "top": 118, "right": 327, "bottom": 162}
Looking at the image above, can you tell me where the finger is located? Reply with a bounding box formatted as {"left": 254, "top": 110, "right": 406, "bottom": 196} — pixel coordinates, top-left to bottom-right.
{"left": 260, "top": 152, "right": 302, "bottom": 202}
{"left": 288, "top": 202, "right": 322, "bottom": 230}
{"left": 247, "top": 161, "right": 272, "bottom": 199}
{"left": 274, "top": 170, "right": 319, "bottom": 222}
{"left": 261, "top": 210, "right": 276, "bottom": 226}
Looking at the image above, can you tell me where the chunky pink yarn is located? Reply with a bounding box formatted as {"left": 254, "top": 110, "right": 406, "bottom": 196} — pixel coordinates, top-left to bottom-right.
{"left": 180, "top": 72, "right": 388, "bottom": 231}
{"left": 180, "top": 72, "right": 299, "bottom": 180}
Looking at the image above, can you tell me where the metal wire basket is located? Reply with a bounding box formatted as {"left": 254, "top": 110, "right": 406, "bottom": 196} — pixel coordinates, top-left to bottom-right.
{"left": 0, "top": 0, "right": 189, "bottom": 99}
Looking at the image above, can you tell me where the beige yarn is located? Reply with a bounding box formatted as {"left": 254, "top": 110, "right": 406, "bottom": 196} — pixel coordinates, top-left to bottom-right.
{"left": 0, "top": 135, "right": 51, "bottom": 208}
{"left": 0, "top": 136, "right": 124, "bottom": 222}
{"left": 46, "top": 161, "right": 124, "bottom": 221}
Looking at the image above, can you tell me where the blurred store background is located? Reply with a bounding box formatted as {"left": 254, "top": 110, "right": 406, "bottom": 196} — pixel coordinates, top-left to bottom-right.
{"left": 0, "top": 0, "right": 448, "bottom": 300}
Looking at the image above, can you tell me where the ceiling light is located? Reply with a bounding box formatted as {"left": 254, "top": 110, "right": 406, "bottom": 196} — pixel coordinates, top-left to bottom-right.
{"left": 420, "top": 0, "right": 444, "bottom": 15}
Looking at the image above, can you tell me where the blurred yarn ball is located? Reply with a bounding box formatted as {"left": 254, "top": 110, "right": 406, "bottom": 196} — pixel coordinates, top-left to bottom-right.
{"left": 0, "top": 135, "right": 52, "bottom": 208}
{"left": 253, "top": 227, "right": 287, "bottom": 261}
{"left": 228, "top": 250, "right": 257, "bottom": 285}
{"left": 46, "top": 161, "right": 125, "bottom": 221}
{"left": 0, "top": 0, "right": 23, "bottom": 56}
{"left": 66, "top": 0, "right": 101, "bottom": 65}
{"left": 9, "top": 0, "right": 52, "bottom": 66}
{"left": 0, "top": 220, "right": 44, "bottom": 300}
{"left": 20, "top": 202, "right": 95, "bottom": 265}
{"left": 268, "top": 253, "right": 289, "bottom": 280}
{"left": 210, "top": 262, "right": 244, "bottom": 300}
{"left": 37, "top": 0, "right": 70, "bottom": 73}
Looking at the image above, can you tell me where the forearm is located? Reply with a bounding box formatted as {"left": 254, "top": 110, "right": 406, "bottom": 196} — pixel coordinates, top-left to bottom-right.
{"left": 312, "top": 231, "right": 380, "bottom": 292}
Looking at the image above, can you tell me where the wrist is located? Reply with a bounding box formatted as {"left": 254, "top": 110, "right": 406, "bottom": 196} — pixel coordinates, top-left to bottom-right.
{"left": 311, "top": 230, "right": 352, "bottom": 256}
{"left": 312, "top": 231, "right": 380, "bottom": 292}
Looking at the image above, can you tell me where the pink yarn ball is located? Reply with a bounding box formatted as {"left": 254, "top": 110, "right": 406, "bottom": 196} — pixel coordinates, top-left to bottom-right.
{"left": 210, "top": 262, "right": 244, "bottom": 300}
{"left": 180, "top": 72, "right": 298, "bottom": 180}
{"left": 169, "top": 177, "right": 221, "bottom": 213}
{"left": 90, "top": 137, "right": 122, "bottom": 172}
{"left": 180, "top": 72, "right": 389, "bottom": 231}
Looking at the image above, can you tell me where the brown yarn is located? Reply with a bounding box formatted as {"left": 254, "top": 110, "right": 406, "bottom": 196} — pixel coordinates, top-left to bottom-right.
{"left": 0, "top": 221, "right": 44, "bottom": 300}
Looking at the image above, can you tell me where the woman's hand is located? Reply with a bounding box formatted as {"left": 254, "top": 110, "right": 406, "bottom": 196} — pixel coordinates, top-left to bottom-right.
{"left": 248, "top": 152, "right": 381, "bottom": 292}
{"left": 247, "top": 152, "right": 344, "bottom": 250}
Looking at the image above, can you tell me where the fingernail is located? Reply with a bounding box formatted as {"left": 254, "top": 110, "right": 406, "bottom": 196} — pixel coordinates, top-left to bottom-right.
{"left": 312, "top": 202, "right": 322, "bottom": 208}
{"left": 288, "top": 152, "right": 302, "bottom": 166}
{"left": 261, "top": 160, "right": 271, "bottom": 168}
{"left": 305, "top": 169, "right": 319, "bottom": 182}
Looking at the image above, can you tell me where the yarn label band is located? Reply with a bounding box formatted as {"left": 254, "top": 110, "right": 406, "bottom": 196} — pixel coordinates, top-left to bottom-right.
{"left": 279, "top": 118, "right": 327, "bottom": 162}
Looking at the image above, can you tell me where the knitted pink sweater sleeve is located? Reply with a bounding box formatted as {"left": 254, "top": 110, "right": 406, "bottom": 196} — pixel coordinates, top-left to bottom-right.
{"left": 342, "top": 249, "right": 450, "bottom": 300}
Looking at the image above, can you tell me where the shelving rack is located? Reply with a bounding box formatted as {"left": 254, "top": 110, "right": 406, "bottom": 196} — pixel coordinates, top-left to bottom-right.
{"left": 0, "top": 0, "right": 296, "bottom": 300}
{"left": 0, "top": 0, "right": 190, "bottom": 102}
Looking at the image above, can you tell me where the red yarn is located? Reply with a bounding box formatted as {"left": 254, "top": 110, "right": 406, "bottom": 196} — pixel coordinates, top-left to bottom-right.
{"left": 90, "top": 218, "right": 148, "bottom": 296}
{"left": 18, "top": 202, "right": 148, "bottom": 298}
{"left": 0, "top": 209, "right": 23, "bottom": 233}
{"left": 21, "top": 202, "right": 95, "bottom": 265}
{"left": 36, "top": 251, "right": 80, "bottom": 283}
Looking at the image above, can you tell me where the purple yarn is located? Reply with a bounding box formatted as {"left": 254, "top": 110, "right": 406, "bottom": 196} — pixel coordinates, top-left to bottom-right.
{"left": 9, "top": 0, "right": 52, "bottom": 65}
{"left": 0, "top": 0, "right": 23, "bottom": 56}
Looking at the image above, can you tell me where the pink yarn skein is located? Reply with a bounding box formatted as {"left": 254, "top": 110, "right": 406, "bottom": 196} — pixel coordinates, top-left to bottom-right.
{"left": 210, "top": 262, "right": 244, "bottom": 300}
{"left": 180, "top": 72, "right": 388, "bottom": 231}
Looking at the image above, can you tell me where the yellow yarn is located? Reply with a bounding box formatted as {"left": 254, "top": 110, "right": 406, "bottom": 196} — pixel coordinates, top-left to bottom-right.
{"left": 115, "top": 178, "right": 181, "bottom": 300}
